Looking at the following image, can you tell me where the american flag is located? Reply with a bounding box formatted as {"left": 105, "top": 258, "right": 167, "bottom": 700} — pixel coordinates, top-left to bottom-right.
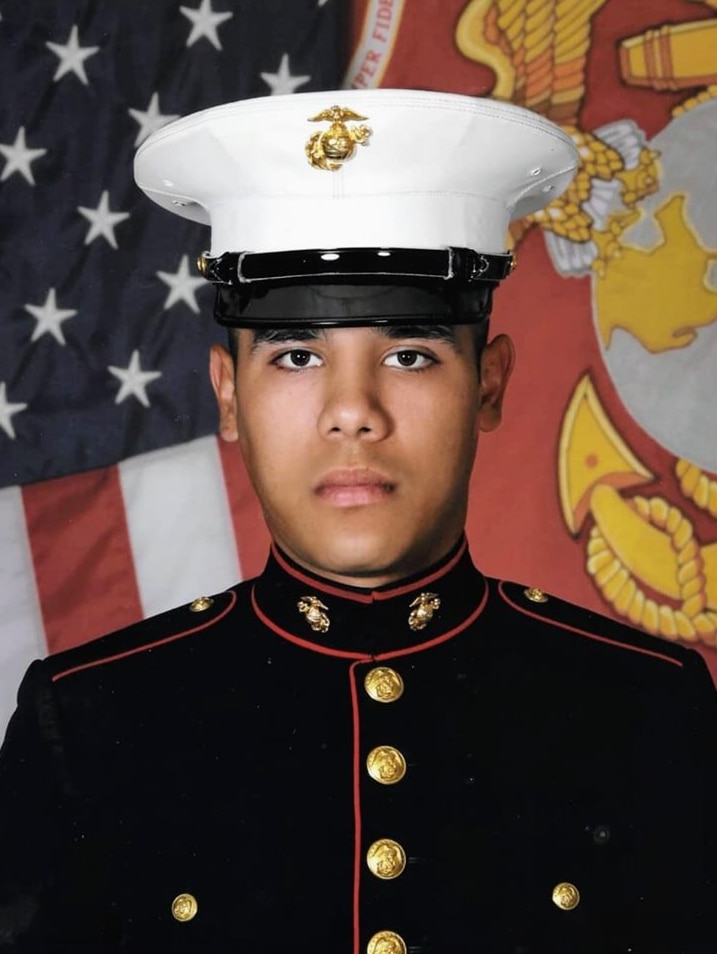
{"left": 0, "top": 0, "right": 349, "bottom": 734}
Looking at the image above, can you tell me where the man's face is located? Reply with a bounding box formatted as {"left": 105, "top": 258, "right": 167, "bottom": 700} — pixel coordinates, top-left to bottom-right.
{"left": 210, "top": 324, "right": 513, "bottom": 586}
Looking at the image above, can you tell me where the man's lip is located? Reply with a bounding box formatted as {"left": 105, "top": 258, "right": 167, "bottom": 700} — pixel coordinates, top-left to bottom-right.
{"left": 314, "top": 469, "right": 396, "bottom": 505}
{"left": 314, "top": 468, "right": 395, "bottom": 492}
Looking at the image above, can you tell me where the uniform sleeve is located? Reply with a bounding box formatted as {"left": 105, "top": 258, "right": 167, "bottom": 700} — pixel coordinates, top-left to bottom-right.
{"left": 684, "top": 646, "right": 717, "bottom": 815}
{"left": 682, "top": 648, "right": 717, "bottom": 948}
{"left": 0, "top": 661, "right": 115, "bottom": 951}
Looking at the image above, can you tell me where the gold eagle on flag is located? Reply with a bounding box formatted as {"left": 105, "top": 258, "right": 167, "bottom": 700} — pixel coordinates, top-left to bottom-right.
{"left": 454, "top": 0, "right": 660, "bottom": 255}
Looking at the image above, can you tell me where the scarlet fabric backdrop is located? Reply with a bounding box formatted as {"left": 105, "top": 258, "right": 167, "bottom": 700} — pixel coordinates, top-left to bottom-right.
{"left": 0, "top": 0, "right": 716, "bottom": 736}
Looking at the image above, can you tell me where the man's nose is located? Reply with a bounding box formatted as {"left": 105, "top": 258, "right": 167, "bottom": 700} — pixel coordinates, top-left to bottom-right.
{"left": 317, "top": 371, "right": 391, "bottom": 441}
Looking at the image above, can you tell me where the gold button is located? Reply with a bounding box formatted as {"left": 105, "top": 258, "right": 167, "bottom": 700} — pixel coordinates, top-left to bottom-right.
{"left": 366, "top": 838, "right": 406, "bottom": 879}
{"left": 364, "top": 667, "right": 404, "bottom": 703}
{"left": 366, "top": 746, "right": 407, "bottom": 785}
{"left": 552, "top": 881, "right": 580, "bottom": 910}
{"left": 367, "top": 930, "right": 407, "bottom": 954}
{"left": 171, "top": 893, "right": 198, "bottom": 921}
{"left": 524, "top": 586, "right": 548, "bottom": 604}
{"left": 189, "top": 596, "right": 214, "bottom": 613}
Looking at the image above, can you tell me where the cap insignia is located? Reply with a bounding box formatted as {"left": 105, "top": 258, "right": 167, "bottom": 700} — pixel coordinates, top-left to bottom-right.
{"left": 408, "top": 592, "right": 441, "bottom": 631}
{"left": 297, "top": 595, "right": 331, "bottom": 633}
{"left": 306, "top": 106, "right": 371, "bottom": 171}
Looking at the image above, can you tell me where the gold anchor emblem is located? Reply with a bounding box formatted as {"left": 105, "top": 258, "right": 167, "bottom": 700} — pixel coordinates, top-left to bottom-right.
{"left": 408, "top": 592, "right": 441, "bottom": 631}
{"left": 305, "top": 106, "right": 371, "bottom": 171}
{"left": 297, "top": 595, "right": 330, "bottom": 633}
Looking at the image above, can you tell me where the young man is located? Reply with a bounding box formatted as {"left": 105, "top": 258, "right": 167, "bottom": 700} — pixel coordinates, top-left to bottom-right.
{"left": 0, "top": 90, "right": 716, "bottom": 953}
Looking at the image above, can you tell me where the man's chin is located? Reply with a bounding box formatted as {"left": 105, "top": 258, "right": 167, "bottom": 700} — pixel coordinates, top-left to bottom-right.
{"left": 282, "top": 531, "right": 439, "bottom": 588}
{"left": 312, "top": 545, "right": 400, "bottom": 583}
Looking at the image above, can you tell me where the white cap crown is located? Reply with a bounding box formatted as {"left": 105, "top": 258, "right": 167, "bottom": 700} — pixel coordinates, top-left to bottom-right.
{"left": 134, "top": 89, "right": 578, "bottom": 257}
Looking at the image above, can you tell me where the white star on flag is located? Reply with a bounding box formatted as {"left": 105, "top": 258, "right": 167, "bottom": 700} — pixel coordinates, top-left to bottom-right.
{"left": 108, "top": 351, "right": 163, "bottom": 408}
{"left": 24, "top": 289, "right": 77, "bottom": 345}
{"left": 0, "top": 127, "right": 47, "bottom": 185}
{"left": 77, "top": 191, "right": 130, "bottom": 249}
{"left": 0, "top": 383, "right": 28, "bottom": 440}
{"left": 180, "top": 0, "right": 233, "bottom": 50}
{"left": 260, "top": 53, "right": 311, "bottom": 95}
{"left": 128, "top": 92, "right": 180, "bottom": 147}
{"left": 46, "top": 24, "right": 100, "bottom": 85}
{"left": 318, "top": 0, "right": 331, "bottom": 6}
{"left": 156, "top": 255, "right": 206, "bottom": 313}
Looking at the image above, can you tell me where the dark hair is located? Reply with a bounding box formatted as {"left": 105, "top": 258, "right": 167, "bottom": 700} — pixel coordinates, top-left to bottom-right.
{"left": 227, "top": 326, "right": 239, "bottom": 363}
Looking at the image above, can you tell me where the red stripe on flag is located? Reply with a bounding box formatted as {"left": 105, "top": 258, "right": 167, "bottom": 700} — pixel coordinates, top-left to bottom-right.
{"left": 22, "top": 467, "right": 143, "bottom": 655}
{"left": 217, "top": 439, "right": 270, "bottom": 581}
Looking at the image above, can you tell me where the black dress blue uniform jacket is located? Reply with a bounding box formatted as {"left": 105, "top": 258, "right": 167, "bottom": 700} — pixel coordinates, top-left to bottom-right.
{"left": 0, "top": 538, "right": 716, "bottom": 953}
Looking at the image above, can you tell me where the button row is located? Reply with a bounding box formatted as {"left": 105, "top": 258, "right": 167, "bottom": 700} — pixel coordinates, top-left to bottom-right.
{"left": 364, "top": 668, "right": 406, "bottom": 945}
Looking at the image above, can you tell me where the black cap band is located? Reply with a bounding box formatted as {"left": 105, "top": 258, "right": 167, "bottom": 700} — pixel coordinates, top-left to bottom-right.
{"left": 200, "top": 247, "right": 514, "bottom": 286}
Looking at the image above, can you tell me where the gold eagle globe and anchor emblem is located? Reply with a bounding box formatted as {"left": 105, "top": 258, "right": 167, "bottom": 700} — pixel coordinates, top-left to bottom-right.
{"left": 408, "top": 592, "right": 441, "bottom": 631}
{"left": 305, "top": 106, "right": 372, "bottom": 171}
{"left": 297, "top": 596, "right": 331, "bottom": 633}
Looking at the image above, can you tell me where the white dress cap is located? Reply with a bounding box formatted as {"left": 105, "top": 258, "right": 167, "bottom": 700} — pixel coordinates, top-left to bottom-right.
{"left": 134, "top": 89, "right": 578, "bottom": 258}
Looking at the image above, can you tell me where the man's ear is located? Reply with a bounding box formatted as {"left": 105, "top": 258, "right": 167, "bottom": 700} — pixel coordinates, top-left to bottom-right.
{"left": 477, "top": 333, "right": 515, "bottom": 433}
{"left": 209, "top": 344, "right": 239, "bottom": 442}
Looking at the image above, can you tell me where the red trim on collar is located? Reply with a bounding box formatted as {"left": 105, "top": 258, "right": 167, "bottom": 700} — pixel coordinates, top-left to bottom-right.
{"left": 52, "top": 591, "right": 238, "bottom": 682}
{"left": 375, "top": 591, "right": 488, "bottom": 661}
{"left": 497, "top": 582, "right": 683, "bottom": 669}
{"left": 251, "top": 587, "right": 370, "bottom": 660}
{"left": 250, "top": 577, "right": 488, "bottom": 659}
{"left": 270, "top": 539, "right": 468, "bottom": 604}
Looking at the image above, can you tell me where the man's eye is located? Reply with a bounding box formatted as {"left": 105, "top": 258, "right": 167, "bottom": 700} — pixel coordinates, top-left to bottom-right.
{"left": 272, "top": 349, "right": 322, "bottom": 370}
{"left": 384, "top": 350, "right": 435, "bottom": 370}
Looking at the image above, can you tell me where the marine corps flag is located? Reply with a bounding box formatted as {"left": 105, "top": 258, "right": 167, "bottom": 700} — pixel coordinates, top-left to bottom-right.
{"left": 345, "top": 0, "right": 717, "bottom": 674}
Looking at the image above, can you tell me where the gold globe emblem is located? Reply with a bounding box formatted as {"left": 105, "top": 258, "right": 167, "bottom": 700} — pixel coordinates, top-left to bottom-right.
{"left": 305, "top": 106, "right": 371, "bottom": 171}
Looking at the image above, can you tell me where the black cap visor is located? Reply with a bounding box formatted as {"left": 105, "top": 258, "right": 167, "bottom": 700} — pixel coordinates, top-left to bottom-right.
{"left": 214, "top": 279, "right": 495, "bottom": 329}
{"left": 203, "top": 246, "right": 510, "bottom": 328}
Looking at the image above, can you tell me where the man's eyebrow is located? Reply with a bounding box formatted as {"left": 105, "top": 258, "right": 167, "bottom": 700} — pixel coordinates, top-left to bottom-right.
{"left": 250, "top": 327, "right": 325, "bottom": 351}
{"left": 378, "top": 324, "right": 459, "bottom": 347}
{"left": 249, "top": 323, "right": 459, "bottom": 352}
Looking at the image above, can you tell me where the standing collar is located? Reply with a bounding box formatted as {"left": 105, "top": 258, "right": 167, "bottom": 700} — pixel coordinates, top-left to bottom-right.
{"left": 251, "top": 537, "right": 488, "bottom": 659}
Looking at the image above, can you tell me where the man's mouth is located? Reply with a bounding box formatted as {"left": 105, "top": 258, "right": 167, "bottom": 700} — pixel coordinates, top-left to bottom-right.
{"left": 314, "top": 469, "right": 396, "bottom": 507}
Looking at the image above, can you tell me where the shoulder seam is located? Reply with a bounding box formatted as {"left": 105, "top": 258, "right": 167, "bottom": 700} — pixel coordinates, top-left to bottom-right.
{"left": 496, "top": 581, "right": 683, "bottom": 669}
{"left": 51, "top": 590, "right": 238, "bottom": 683}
